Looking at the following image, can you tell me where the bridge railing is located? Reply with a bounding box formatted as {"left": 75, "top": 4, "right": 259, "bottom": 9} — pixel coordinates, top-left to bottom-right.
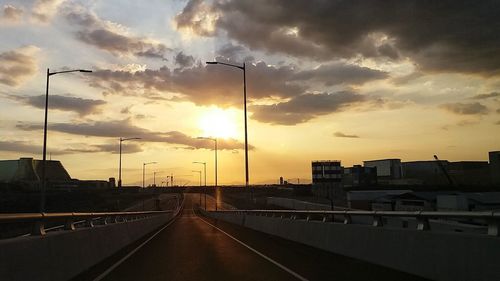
{"left": 209, "top": 209, "right": 499, "bottom": 236}
{"left": 0, "top": 210, "right": 173, "bottom": 237}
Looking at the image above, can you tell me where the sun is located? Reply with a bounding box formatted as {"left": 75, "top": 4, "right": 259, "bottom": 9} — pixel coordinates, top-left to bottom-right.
{"left": 199, "top": 108, "right": 238, "bottom": 139}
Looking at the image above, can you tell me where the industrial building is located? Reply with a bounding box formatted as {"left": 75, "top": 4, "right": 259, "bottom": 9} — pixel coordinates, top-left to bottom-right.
{"left": 0, "top": 157, "right": 114, "bottom": 189}
{"left": 311, "top": 160, "right": 343, "bottom": 199}
{"left": 363, "top": 159, "right": 402, "bottom": 182}
{"left": 342, "top": 165, "right": 377, "bottom": 188}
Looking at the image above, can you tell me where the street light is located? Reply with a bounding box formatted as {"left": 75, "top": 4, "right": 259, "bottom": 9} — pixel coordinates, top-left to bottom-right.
{"left": 206, "top": 61, "right": 249, "bottom": 190}
{"left": 153, "top": 171, "right": 161, "bottom": 187}
{"left": 118, "top": 137, "right": 141, "bottom": 188}
{"left": 198, "top": 137, "right": 218, "bottom": 210}
{"left": 192, "top": 170, "right": 202, "bottom": 206}
{"left": 143, "top": 162, "right": 157, "bottom": 188}
{"left": 193, "top": 161, "right": 207, "bottom": 209}
{"left": 40, "top": 68, "right": 92, "bottom": 212}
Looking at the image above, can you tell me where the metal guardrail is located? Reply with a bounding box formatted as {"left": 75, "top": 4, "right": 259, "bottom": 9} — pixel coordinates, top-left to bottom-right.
{"left": 0, "top": 210, "right": 173, "bottom": 237}
{"left": 210, "top": 209, "right": 500, "bottom": 236}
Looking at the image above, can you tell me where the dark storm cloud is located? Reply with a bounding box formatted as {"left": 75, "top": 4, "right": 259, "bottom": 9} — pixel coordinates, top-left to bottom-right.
{"left": 250, "top": 91, "right": 367, "bottom": 125}
{"left": 174, "top": 52, "right": 195, "bottom": 68}
{"left": 65, "top": 8, "right": 169, "bottom": 59}
{"left": 0, "top": 46, "right": 38, "bottom": 87}
{"left": 334, "top": 132, "right": 360, "bottom": 138}
{"left": 471, "top": 92, "right": 500, "bottom": 100}
{"left": 6, "top": 94, "right": 105, "bottom": 116}
{"left": 440, "top": 102, "right": 489, "bottom": 115}
{"left": 16, "top": 119, "right": 247, "bottom": 150}
{"left": 177, "top": 0, "right": 500, "bottom": 74}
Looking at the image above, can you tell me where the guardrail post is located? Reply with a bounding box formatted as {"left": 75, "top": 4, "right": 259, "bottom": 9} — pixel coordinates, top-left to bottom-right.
{"left": 343, "top": 214, "right": 352, "bottom": 224}
{"left": 373, "top": 215, "right": 383, "bottom": 227}
{"left": 86, "top": 218, "right": 94, "bottom": 228}
{"left": 64, "top": 219, "right": 76, "bottom": 230}
{"left": 31, "top": 220, "right": 46, "bottom": 236}
{"left": 417, "top": 217, "right": 430, "bottom": 231}
{"left": 487, "top": 219, "right": 499, "bottom": 236}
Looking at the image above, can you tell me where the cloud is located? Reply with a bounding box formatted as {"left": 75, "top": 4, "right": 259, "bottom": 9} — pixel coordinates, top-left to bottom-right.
{"left": 0, "top": 139, "right": 143, "bottom": 155}
{"left": 2, "top": 5, "right": 23, "bottom": 22}
{"left": 440, "top": 102, "right": 489, "bottom": 115}
{"left": 471, "top": 92, "right": 500, "bottom": 100}
{"left": 5, "top": 94, "right": 105, "bottom": 116}
{"left": 334, "top": 132, "right": 360, "bottom": 138}
{"left": 65, "top": 7, "right": 169, "bottom": 59}
{"left": 32, "top": 0, "right": 65, "bottom": 23}
{"left": 250, "top": 91, "right": 367, "bottom": 125}
{"left": 16, "top": 119, "right": 248, "bottom": 150}
{"left": 0, "top": 46, "right": 39, "bottom": 87}
{"left": 177, "top": 0, "right": 500, "bottom": 74}
{"left": 88, "top": 57, "right": 385, "bottom": 108}
{"left": 174, "top": 51, "right": 195, "bottom": 68}
{"left": 0, "top": 140, "right": 44, "bottom": 155}
{"left": 293, "top": 62, "right": 388, "bottom": 86}
{"left": 174, "top": 0, "right": 217, "bottom": 36}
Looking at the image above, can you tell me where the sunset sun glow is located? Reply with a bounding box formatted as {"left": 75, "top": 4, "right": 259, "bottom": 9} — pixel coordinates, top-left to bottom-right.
{"left": 199, "top": 108, "right": 239, "bottom": 139}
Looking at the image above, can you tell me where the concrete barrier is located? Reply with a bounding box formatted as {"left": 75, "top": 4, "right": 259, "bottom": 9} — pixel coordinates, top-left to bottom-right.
{"left": 203, "top": 210, "right": 500, "bottom": 281}
{"left": 0, "top": 203, "right": 182, "bottom": 281}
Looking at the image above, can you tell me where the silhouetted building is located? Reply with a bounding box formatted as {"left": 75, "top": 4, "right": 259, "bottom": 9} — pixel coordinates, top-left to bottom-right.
{"left": 364, "top": 159, "right": 402, "bottom": 183}
{"left": 402, "top": 160, "right": 450, "bottom": 185}
{"left": 490, "top": 151, "right": 500, "bottom": 185}
{"left": 0, "top": 157, "right": 71, "bottom": 183}
{"left": 342, "top": 165, "right": 377, "bottom": 188}
{"left": 311, "top": 160, "right": 343, "bottom": 199}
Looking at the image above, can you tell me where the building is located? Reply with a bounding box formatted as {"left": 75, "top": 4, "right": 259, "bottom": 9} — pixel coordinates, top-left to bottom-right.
{"left": 311, "top": 160, "right": 343, "bottom": 199}
{"left": 363, "top": 159, "right": 402, "bottom": 183}
{"left": 0, "top": 157, "right": 114, "bottom": 189}
{"left": 402, "top": 160, "right": 450, "bottom": 185}
{"left": 490, "top": 151, "right": 500, "bottom": 185}
{"left": 342, "top": 165, "right": 377, "bottom": 188}
{"left": 0, "top": 157, "right": 71, "bottom": 183}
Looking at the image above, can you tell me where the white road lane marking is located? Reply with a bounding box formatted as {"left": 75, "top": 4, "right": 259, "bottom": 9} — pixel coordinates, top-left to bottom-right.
{"left": 197, "top": 215, "right": 310, "bottom": 281}
{"left": 93, "top": 201, "right": 184, "bottom": 281}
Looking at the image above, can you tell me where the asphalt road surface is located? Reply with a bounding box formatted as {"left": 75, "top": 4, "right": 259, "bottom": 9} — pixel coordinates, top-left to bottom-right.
{"left": 80, "top": 194, "right": 427, "bottom": 281}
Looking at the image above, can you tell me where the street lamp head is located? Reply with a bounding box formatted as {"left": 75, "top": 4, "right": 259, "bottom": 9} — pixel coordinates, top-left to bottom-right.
{"left": 79, "top": 69, "right": 93, "bottom": 73}
{"left": 206, "top": 61, "right": 218, "bottom": 65}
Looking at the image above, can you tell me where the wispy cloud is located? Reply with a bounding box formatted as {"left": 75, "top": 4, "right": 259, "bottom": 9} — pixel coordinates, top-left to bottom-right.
{"left": 16, "top": 119, "right": 250, "bottom": 150}
{"left": 65, "top": 6, "right": 169, "bottom": 59}
{"left": 471, "top": 92, "right": 500, "bottom": 100}
{"left": 4, "top": 94, "right": 105, "bottom": 116}
{"left": 334, "top": 132, "right": 360, "bottom": 138}
{"left": 0, "top": 46, "right": 39, "bottom": 87}
{"left": 440, "top": 102, "right": 489, "bottom": 115}
{"left": 2, "top": 5, "right": 23, "bottom": 22}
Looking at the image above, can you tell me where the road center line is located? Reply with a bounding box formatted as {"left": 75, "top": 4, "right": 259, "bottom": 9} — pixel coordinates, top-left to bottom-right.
{"left": 197, "top": 215, "right": 310, "bottom": 281}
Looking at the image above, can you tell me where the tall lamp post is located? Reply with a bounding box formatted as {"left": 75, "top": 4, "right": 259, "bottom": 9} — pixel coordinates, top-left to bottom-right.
{"left": 143, "top": 162, "right": 157, "bottom": 188}
{"left": 118, "top": 137, "right": 141, "bottom": 188}
{"left": 193, "top": 161, "right": 207, "bottom": 209}
{"left": 40, "top": 68, "right": 92, "bottom": 212}
{"left": 206, "top": 61, "right": 249, "bottom": 191}
{"left": 198, "top": 137, "right": 218, "bottom": 209}
{"left": 153, "top": 171, "right": 161, "bottom": 187}
{"left": 192, "top": 170, "right": 202, "bottom": 206}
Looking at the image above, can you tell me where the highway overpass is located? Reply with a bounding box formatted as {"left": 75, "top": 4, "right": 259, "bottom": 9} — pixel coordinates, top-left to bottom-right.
{"left": 1, "top": 193, "right": 498, "bottom": 281}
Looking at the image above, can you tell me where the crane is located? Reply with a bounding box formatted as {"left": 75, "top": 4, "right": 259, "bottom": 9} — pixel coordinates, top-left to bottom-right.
{"left": 433, "top": 155, "right": 454, "bottom": 186}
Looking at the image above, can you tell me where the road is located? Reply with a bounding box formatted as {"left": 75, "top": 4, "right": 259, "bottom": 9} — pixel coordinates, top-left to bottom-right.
{"left": 78, "top": 194, "right": 427, "bottom": 281}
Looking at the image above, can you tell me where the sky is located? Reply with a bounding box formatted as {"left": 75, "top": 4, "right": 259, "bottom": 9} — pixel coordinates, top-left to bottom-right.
{"left": 0, "top": 0, "right": 499, "bottom": 186}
